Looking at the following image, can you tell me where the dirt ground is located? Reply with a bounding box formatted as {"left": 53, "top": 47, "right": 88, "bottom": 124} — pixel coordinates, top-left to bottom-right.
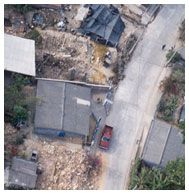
{"left": 18, "top": 134, "right": 101, "bottom": 190}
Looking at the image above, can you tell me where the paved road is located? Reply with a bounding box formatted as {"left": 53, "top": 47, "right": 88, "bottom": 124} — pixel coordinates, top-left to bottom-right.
{"left": 100, "top": 5, "right": 185, "bottom": 190}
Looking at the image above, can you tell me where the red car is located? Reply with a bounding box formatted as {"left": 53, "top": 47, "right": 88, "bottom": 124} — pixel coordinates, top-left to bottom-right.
{"left": 99, "top": 125, "right": 113, "bottom": 150}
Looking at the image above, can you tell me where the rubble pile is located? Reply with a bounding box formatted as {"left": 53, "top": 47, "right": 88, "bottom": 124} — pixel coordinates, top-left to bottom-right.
{"left": 4, "top": 123, "right": 18, "bottom": 162}
{"left": 111, "top": 34, "right": 137, "bottom": 85}
{"left": 35, "top": 141, "right": 101, "bottom": 190}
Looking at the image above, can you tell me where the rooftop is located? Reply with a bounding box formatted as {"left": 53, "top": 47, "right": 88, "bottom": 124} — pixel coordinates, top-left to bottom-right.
{"left": 4, "top": 33, "right": 35, "bottom": 76}
{"left": 8, "top": 157, "right": 38, "bottom": 189}
{"left": 35, "top": 79, "right": 91, "bottom": 136}
{"left": 142, "top": 119, "right": 185, "bottom": 168}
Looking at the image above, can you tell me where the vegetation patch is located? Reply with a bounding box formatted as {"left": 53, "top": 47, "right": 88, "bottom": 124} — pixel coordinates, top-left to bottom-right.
{"left": 129, "top": 158, "right": 185, "bottom": 190}
{"left": 25, "top": 29, "right": 43, "bottom": 46}
{"left": 4, "top": 74, "right": 37, "bottom": 126}
{"left": 166, "top": 50, "right": 182, "bottom": 63}
{"left": 179, "top": 20, "right": 185, "bottom": 42}
{"left": 179, "top": 120, "right": 185, "bottom": 143}
{"left": 158, "top": 67, "right": 185, "bottom": 123}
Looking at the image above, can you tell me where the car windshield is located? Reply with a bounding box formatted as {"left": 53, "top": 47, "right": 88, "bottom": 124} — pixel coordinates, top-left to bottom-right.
{"left": 102, "top": 137, "right": 110, "bottom": 142}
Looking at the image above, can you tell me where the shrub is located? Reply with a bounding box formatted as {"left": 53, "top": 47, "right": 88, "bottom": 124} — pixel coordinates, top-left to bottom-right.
{"left": 179, "top": 20, "right": 185, "bottom": 42}
{"left": 179, "top": 120, "right": 185, "bottom": 143}
{"left": 87, "top": 154, "right": 102, "bottom": 169}
{"left": 129, "top": 157, "right": 141, "bottom": 189}
{"left": 19, "top": 152, "right": 27, "bottom": 159}
{"left": 15, "top": 136, "right": 24, "bottom": 145}
{"left": 166, "top": 51, "right": 181, "bottom": 63}
{"left": 12, "top": 105, "right": 28, "bottom": 125}
{"left": 12, "top": 4, "right": 33, "bottom": 14}
{"left": 25, "top": 29, "right": 42, "bottom": 46}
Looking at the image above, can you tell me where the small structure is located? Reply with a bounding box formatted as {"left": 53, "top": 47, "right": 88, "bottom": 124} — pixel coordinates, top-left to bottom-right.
{"left": 78, "top": 4, "right": 125, "bottom": 47}
{"left": 4, "top": 33, "right": 35, "bottom": 76}
{"left": 142, "top": 120, "right": 185, "bottom": 168}
{"left": 179, "top": 104, "right": 185, "bottom": 123}
{"left": 34, "top": 79, "right": 92, "bottom": 141}
{"left": 8, "top": 157, "right": 38, "bottom": 189}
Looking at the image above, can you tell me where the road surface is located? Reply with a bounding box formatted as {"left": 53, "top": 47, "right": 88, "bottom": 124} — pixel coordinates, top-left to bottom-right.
{"left": 99, "top": 4, "right": 185, "bottom": 190}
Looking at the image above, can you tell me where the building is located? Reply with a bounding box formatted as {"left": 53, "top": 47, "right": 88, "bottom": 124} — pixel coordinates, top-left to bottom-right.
{"left": 78, "top": 4, "right": 125, "bottom": 47}
{"left": 8, "top": 157, "right": 38, "bottom": 189}
{"left": 142, "top": 119, "right": 185, "bottom": 168}
{"left": 34, "top": 79, "right": 92, "bottom": 141}
{"left": 4, "top": 33, "right": 35, "bottom": 76}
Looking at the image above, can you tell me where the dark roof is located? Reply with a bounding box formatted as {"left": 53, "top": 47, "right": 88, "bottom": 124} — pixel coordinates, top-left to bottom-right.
{"left": 78, "top": 4, "right": 125, "bottom": 47}
{"left": 35, "top": 79, "right": 91, "bottom": 136}
{"left": 142, "top": 120, "right": 185, "bottom": 168}
{"left": 8, "top": 157, "right": 37, "bottom": 189}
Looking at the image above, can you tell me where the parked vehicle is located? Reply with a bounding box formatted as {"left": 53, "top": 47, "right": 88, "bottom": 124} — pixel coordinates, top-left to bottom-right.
{"left": 99, "top": 125, "right": 113, "bottom": 150}
{"left": 30, "top": 150, "right": 38, "bottom": 162}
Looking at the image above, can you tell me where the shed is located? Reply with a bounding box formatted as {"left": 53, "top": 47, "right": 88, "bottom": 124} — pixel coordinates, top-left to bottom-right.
{"left": 4, "top": 33, "right": 35, "bottom": 76}
{"left": 142, "top": 120, "right": 185, "bottom": 168}
{"left": 78, "top": 4, "right": 125, "bottom": 47}
{"left": 34, "top": 79, "right": 91, "bottom": 138}
{"left": 8, "top": 157, "right": 38, "bottom": 189}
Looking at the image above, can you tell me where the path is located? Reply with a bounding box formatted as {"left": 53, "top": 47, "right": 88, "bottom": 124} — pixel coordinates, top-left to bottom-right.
{"left": 99, "top": 4, "right": 185, "bottom": 190}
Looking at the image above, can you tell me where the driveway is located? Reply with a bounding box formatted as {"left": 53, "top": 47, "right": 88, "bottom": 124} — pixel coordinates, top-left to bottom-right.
{"left": 99, "top": 4, "right": 185, "bottom": 190}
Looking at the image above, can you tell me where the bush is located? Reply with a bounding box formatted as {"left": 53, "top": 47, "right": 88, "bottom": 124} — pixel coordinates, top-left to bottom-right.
{"left": 179, "top": 20, "right": 185, "bottom": 42}
{"left": 25, "top": 29, "right": 42, "bottom": 46}
{"left": 166, "top": 51, "right": 181, "bottom": 63}
{"left": 87, "top": 154, "right": 102, "bottom": 169}
{"left": 12, "top": 4, "right": 33, "bottom": 14}
{"left": 15, "top": 136, "right": 24, "bottom": 145}
{"left": 12, "top": 105, "right": 28, "bottom": 125}
{"left": 179, "top": 120, "right": 185, "bottom": 143}
{"left": 14, "top": 74, "right": 30, "bottom": 87}
{"left": 19, "top": 152, "right": 27, "bottom": 159}
{"left": 129, "top": 157, "right": 141, "bottom": 189}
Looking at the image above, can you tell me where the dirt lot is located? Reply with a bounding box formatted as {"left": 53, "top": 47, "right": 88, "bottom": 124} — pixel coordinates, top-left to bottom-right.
{"left": 17, "top": 134, "right": 101, "bottom": 190}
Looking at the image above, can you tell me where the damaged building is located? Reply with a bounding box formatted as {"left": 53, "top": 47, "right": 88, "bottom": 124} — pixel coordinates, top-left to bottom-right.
{"left": 7, "top": 157, "right": 38, "bottom": 189}
{"left": 78, "top": 4, "right": 125, "bottom": 47}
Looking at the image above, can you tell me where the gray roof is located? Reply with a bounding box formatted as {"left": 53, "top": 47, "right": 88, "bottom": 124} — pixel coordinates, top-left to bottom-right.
{"left": 4, "top": 33, "right": 35, "bottom": 76}
{"left": 35, "top": 79, "right": 91, "bottom": 136}
{"left": 35, "top": 80, "right": 65, "bottom": 130}
{"left": 142, "top": 120, "right": 185, "bottom": 168}
{"left": 177, "top": 47, "right": 185, "bottom": 60}
{"left": 8, "top": 157, "right": 37, "bottom": 189}
{"left": 179, "top": 104, "right": 185, "bottom": 122}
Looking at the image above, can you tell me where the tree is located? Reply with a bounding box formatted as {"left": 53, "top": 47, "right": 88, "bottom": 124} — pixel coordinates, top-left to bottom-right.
{"left": 129, "top": 158, "right": 185, "bottom": 190}
{"left": 179, "top": 120, "right": 185, "bottom": 143}
{"left": 12, "top": 105, "right": 28, "bottom": 125}
{"left": 12, "top": 4, "right": 33, "bottom": 14}
{"left": 165, "top": 158, "right": 185, "bottom": 190}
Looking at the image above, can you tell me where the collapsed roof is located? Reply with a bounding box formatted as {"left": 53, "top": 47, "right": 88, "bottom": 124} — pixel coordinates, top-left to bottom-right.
{"left": 78, "top": 4, "right": 125, "bottom": 47}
